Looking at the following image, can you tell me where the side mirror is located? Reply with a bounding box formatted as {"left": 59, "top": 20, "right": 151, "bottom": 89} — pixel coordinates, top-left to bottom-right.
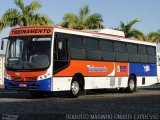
{"left": 1, "top": 39, "right": 4, "bottom": 50}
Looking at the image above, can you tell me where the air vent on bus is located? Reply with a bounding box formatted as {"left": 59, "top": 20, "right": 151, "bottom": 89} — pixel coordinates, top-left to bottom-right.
{"left": 83, "top": 29, "right": 125, "bottom": 37}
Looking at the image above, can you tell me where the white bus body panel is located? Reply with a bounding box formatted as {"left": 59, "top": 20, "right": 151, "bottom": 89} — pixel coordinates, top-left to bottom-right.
{"left": 53, "top": 77, "right": 72, "bottom": 91}
{"left": 136, "top": 76, "right": 158, "bottom": 87}
{"left": 52, "top": 76, "right": 129, "bottom": 91}
{"left": 84, "top": 77, "right": 128, "bottom": 89}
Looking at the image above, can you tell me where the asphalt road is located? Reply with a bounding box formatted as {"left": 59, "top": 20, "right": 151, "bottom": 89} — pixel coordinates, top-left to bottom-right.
{"left": 0, "top": 88, "right": 160, "bottom": 120}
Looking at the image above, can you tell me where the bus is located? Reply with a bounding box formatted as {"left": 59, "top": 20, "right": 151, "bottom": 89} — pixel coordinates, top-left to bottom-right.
{"left": 1, "top": 26, "right": 158, "bottom": 98}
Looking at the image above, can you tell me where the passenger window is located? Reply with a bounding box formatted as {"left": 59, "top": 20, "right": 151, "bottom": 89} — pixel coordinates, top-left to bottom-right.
{"left": 127, "top": 44, "right": 138, "bottom": 54}
{"left": 84, "top": 38, "right": 99, "bottom": 50}
{"left": 115, "top": 42, "right": 126, "bottom": 52}
{"left": 147, "top": 46, "right": 156, "bottom": 55}
{"left": 100, "top": 40, "right": 113, "bottom": 51}
{"left": 139, "top": 45, "right": 147, "bottom": 55}
{"left": 70, "top": 36, "right": 83, "bottom": 49}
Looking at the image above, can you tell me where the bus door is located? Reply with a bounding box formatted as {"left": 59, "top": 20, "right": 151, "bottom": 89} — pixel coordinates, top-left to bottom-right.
{"left": 53, "top": 37, "right": 69, "bottom": 73}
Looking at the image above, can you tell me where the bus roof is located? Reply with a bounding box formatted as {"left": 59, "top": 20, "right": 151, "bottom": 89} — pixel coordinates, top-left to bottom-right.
{"left": 54, "top": 26, "right": 156, "bottom": 46}
{"left": 9, "top": 26, "right": 156, "bottom": 46}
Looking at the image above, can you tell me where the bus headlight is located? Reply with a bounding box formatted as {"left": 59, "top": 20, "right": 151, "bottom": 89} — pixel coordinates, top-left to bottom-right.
{"left": 38, "top": 73, "right": 51, "bottom": 80}
{"left": 4, "top": 73, "right": 11, "bottom": 79}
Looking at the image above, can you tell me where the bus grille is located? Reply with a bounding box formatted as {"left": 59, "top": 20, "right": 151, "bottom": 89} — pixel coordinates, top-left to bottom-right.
{"left": 11, "top": 76, "right": 38, "bottom": 82}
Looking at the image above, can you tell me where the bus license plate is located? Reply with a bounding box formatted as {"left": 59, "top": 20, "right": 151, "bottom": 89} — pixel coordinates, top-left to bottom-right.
{"left": 19, "top": 84, "right": 27, "bottom": 87}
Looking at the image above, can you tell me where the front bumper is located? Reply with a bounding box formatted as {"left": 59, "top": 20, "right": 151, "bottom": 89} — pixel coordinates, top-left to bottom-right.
{"left": 4, "top": 78, "right": 52, "bottom": 91}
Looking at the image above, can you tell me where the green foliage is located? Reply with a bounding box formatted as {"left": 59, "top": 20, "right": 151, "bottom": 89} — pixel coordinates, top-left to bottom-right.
{"left": 120, "top": 19, "right": 146, "bottom": 40}
{"left": 59, "top": 5, "right": 104, "bottom": 30}
{"left": 60, "top": 13, "right": 78, "bottom": 28}
{"left": 147, "top": 32, "right": 160, "bottom": 43}
{"left": 0, "top": 0, "right": 53, "bottom": 32}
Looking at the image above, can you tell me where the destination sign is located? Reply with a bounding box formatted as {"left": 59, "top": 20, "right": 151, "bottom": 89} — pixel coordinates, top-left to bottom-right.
{"left": 10, "top": 27, "right": 53, "bottom": 36}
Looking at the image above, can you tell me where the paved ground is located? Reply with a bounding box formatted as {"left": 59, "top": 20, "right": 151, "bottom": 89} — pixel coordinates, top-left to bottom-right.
{"left": 0, "top": 87, "right": 160, "bottom": 120}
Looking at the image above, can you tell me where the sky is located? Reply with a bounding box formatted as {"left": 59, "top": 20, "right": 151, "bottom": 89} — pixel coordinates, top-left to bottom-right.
{"left": 0, "top": 0, "right": 160, "bottom": 54}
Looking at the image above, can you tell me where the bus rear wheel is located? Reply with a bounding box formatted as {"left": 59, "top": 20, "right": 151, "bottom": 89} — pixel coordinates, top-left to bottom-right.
{"left": 68, "top": 77, "right": 81, "bottom": 98}
{"left": 126, "top": 76, "right": 137, "bottom": 93}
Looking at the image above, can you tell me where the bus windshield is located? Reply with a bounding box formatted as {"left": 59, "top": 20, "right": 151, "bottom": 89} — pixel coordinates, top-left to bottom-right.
{"left": 5, "top": 36, "right": 52, "bottom": 71}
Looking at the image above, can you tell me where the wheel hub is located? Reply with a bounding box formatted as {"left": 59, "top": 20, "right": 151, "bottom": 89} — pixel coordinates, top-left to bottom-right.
{"left": 129, "top": 79, "right": 135, "bottom": 91}
{"left": 71, "top": 81, "right": 79, "bottom": 95}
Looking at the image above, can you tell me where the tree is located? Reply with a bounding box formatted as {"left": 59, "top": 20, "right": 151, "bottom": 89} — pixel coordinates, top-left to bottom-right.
{"left": 59, "top": 5, "right": 104, "bottom": 29}
{"left": 0, "top": 0, "right": 53, "bottom": 32}
{"left": 147, "top": 32, "right": 160, "bottom": 43}
{"left": 120, "top": 19, "right": 146, "bottom": 40}
{"left": 0, "top": 21, "right": 4, "bottom": 31}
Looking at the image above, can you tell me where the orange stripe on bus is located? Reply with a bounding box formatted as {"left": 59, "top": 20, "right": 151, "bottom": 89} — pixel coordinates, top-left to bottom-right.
{"left": 54, "top": 60, "right": 129, "bottom": 77}
{"left": 6, "top": 70, "right": 47, "bottom": 78}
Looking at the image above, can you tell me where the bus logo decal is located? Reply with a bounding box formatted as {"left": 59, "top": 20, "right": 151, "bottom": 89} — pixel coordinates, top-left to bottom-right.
{"left": 117, "top": 65, "right": 127, "bottom": 73}
{"left": 87, "top": 65, "right": 108, "bottom": 72}
{"left": 143, "top": 65, "right": 150, "bottom": 72}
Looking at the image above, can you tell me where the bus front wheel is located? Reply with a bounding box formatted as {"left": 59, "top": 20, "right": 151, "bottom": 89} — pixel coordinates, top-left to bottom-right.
{"left": 68, "top": 77, "right": 80, "bottom": 98}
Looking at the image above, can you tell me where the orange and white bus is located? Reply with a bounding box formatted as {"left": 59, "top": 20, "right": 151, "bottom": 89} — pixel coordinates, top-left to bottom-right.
{"left": 2, "top": 26, "right": 158, "bottom": 97}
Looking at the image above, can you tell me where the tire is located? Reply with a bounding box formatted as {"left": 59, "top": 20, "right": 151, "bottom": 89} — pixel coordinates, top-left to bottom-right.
{"left": 126, "top": 76, "right": 137, "bottom": 93}
{"left": 30, "top": 91, "right": 45, "bottom": 98}
{"left": 68, "top": 77, "right": 80, "bottom": 98}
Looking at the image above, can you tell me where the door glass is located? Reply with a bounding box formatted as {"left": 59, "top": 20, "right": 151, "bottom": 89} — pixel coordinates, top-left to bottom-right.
{"left": 54, "top": 38, "right": 69, "bottom": 73}
{"left": 58, "top": 39, "right": 68, "bottom": 60}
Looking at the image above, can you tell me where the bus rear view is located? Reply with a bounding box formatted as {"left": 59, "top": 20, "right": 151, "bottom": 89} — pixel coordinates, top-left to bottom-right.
{"left": 4, "top": 27, "right": 53, "bottom": 97}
